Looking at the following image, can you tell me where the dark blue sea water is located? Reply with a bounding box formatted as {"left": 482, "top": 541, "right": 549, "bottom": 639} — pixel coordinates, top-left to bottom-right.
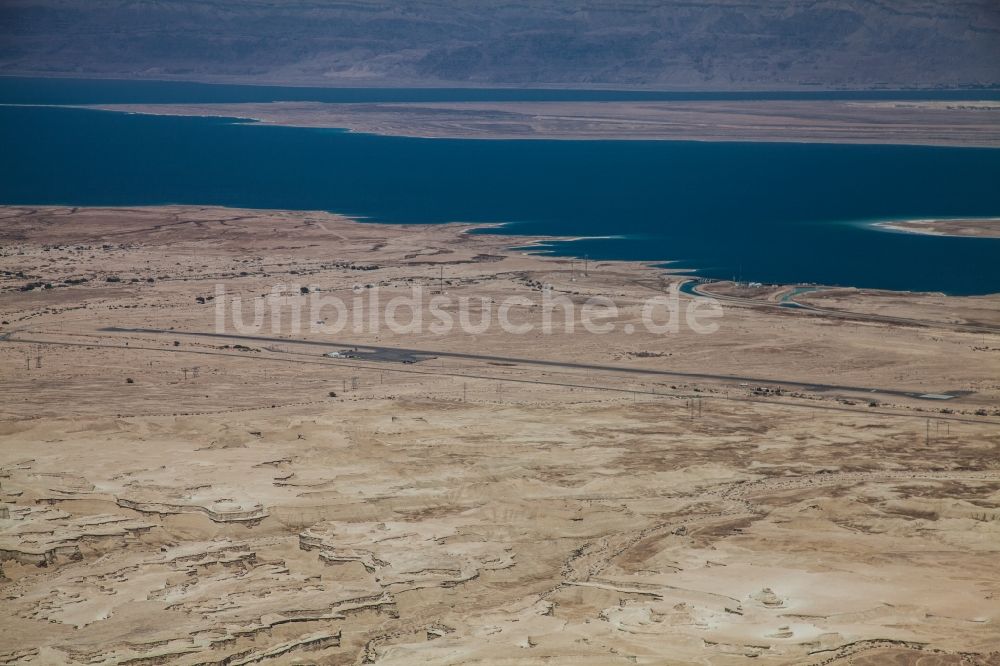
{"left": 3, "top": 76, "right": 1000, "bottom": 105}
{"left": 2, "top": 102, "right": 999, "bottom": 295}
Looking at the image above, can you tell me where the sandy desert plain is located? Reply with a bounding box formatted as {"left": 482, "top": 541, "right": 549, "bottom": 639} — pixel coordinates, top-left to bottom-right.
{"left": 1, "top": 205, "right": 1000, "bottom": 665}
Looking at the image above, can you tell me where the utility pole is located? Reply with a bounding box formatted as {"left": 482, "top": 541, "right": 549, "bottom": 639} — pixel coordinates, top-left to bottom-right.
{"left": 926, "top": 418, "right": 930, "bottom": 446}
{"left": 439, "top": 265, "right": 444, "bottom": 293}
{"left": 463, "top": 383, "right": 467, "bottom": 402}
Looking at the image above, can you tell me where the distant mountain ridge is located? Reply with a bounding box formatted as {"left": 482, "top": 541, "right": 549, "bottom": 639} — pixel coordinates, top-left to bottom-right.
{"left": 2, "top": 1, "right": 998, "bottom": 89}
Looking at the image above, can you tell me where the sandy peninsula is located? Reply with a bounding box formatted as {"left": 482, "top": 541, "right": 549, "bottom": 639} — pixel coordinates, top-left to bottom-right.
{"left": 875, "top": 218, "right": 1000, "bottom": 238}
{"left": 2, "top": 206, "right": 1000, "bottom": 665}
{"left": 82, "top": 99, "right": 1000, "bottom": 147}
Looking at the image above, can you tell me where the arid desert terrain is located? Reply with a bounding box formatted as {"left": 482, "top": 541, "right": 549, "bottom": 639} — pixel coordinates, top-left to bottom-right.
{"left": 2, "top": 206, "right": 1000, "bottom": 665}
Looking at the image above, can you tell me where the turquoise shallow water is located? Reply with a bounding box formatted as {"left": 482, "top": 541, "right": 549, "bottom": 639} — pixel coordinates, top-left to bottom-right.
{"left": 1, "top": 84, "right": 999, "bottom": 294}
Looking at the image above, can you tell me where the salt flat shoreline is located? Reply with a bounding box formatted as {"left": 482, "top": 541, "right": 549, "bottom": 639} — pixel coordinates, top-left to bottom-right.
{"left": 4, "top": 203, "right": 998, "bottom": 295}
